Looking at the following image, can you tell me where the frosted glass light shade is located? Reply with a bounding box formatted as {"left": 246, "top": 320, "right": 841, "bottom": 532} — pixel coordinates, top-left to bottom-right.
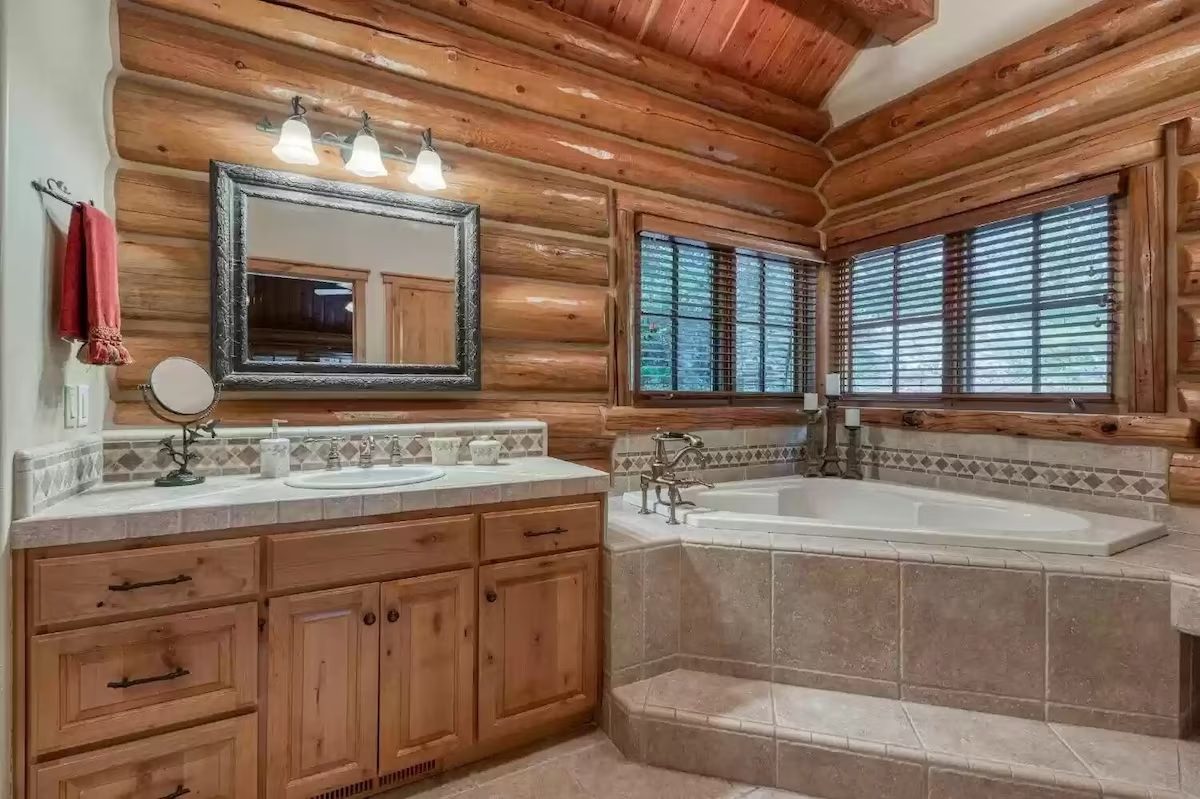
{"left": 408, "top": 146, "right": 446, "bottom": 191}
{"left": 345, "top": 132, "right": 388, "bottom": 178}
{"left": 272, "top": 117, "right": 319, "bottom": 165}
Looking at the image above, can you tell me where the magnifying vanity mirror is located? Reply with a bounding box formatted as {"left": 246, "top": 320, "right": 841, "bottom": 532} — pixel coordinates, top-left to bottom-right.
{"left": 210, "top": 161, "right": 480, "bottom": 390}
{"left": 139, "top": 356, "right": 221, "bottom": 487}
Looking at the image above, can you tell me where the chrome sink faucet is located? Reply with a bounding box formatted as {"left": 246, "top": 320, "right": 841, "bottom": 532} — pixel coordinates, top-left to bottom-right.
{"left": 357, "top": 435, "right": 377, "bottom": 468}
{"left": 305, "top": 436, "right": 347, "bottom": 470}
{"left": 639, "top": 431, "right": 714, "bottom": 525}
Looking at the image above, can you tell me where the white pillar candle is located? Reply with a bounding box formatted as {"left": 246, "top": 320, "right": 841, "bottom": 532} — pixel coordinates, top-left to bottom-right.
{"left": 845, "top": 407, "right": 861, "bottom": 427}
{"left": 825, "top": 372, "right": 842, "bottom": 397}
{"left": 803, "top": 392, "right": 818, "bottom": 411}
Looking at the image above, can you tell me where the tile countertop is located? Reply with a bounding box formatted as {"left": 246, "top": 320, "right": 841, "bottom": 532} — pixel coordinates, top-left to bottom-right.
{"left": 9, "top": 457, "right": 609, "bottom": 550}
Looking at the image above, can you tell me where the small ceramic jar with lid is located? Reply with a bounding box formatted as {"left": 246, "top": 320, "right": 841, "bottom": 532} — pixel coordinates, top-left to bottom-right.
{"left": 469, "top": 435, "right": 502, "bottom": 466}
{"left": 428, "top": 436, "right": 462, "bottom": 466}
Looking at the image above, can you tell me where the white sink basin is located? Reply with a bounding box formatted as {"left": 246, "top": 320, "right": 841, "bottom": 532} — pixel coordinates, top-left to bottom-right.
{"left": 284, "top": 465, "right": 445, "bottom": 490}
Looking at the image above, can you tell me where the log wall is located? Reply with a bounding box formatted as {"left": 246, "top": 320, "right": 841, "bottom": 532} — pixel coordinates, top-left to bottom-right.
{"left": 109, "top": 0, "right": 825, "bottom": 466}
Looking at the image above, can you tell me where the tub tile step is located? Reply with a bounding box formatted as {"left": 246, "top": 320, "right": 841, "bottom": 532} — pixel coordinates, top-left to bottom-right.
{"left": 608, "top": 669, "right": 1200, "bottom": 799}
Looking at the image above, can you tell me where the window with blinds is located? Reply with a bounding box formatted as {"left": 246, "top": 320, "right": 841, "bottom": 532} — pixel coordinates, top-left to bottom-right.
{"left": 637, "top": 230, "right": 819, "bottom": 401}
{"left": 832, "top": 195, "right": 1118, "bottom": 401}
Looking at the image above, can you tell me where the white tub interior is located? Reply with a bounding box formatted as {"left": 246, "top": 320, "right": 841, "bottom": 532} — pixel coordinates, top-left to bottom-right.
{"left": 624, "top": 477, "right": 1164, "bottom": 556}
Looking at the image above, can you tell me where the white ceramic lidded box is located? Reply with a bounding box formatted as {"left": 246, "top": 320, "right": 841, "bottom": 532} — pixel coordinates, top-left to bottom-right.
{"left": 469, "top": 436, "right": 502, "bottom": 466}
{"left": 429, "top": 436, "right": 462, "bottom": 466}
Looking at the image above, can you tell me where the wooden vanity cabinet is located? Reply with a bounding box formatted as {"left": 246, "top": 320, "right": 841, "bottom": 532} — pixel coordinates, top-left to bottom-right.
{"left": 14, "top": 493, "right": 604, "bottom": 799}
{"left": 266, "top": 584, "right": 381, "bottom": 799}
{"left": 478, "top": 550, "right": 599, "bottom": 741}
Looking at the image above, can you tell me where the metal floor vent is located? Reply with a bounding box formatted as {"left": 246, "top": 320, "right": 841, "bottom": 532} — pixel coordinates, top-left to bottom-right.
{"left": 379, "top": 759, "right": 439, "bottom": 789}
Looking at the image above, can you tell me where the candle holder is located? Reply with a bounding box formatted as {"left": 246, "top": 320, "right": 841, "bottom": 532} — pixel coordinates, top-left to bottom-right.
{"left": 821, "top": 395, "right": 843, "bottom": 477}
{"left": 803, "top": 410, "right": 823, "bottom": 478}
{"left": 843, "top": 425, "right": 863, "bottom": 480}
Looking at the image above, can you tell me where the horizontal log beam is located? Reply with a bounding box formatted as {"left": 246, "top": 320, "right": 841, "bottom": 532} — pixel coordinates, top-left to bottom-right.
{"left": 827, "top": 0, "right": 934, "bottom": 43}
{"left": 112, "top": 398, "right": 611, "bottom": 443}
{"left": 1181, "top": 241, "right": 1200, "bottom": 296}
{"left": 614, "top": 189, "right": 820, "bottom": 249}
{"left": 1182, "top": 116, "right": 1200, "bottom": 155}
{"left": 603, "top": 405, "right": 806, "bottom": 432}
{"left": 1181, "top": 164, "right": 1200, "bottom": 233}
{"left": 1170, "top": 451, "right": 1200, "bottom": 504}
{"left": 479, "top": 223, "right": 609, "bottom": 286}
{"left": 481, "top": 275, "right": 609, "bottom": 344}
{"left": 824, "top": 0, "right": 1200, "bottom": 160}
{"left": 115, "top": 169, "right": 612, "bottom": 286}
{"left": 129, "top": 0, "right": 827, "bottom": 182}
{"left": 823, "top": 89, "right": 1200, "bottom": 246}
{"left": 859, "top": 407, "right": 1198, "bottom": 447}
{"left": 113, "top": 80, "right": 610, "bottom": 236}
{"left": 396, "top": 0, "right": 829, "bottom": 139}
{"left": 117, "top": 4, "right": 824, "bottom": 223}
{"left": 1180, "top": 305, "right": 1200, "bottom": 371}
{"left": 483, "top": 341, "right": 608, "bottom": 393}
{"left": 822, "top": 15, "right": 1200, "bottom": 209}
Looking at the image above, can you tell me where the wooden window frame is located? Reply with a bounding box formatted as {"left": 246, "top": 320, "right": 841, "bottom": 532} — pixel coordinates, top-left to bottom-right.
{"left": 624, "top": 213, "right": 824, "bottom": 408}
{"left": 830, "top": 181, "right": 1125, "bottom": 413}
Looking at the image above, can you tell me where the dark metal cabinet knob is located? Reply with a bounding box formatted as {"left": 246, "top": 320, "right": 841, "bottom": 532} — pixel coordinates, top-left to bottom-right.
{"left": 485, "top": 589, "right": 498, "bottom": 603}
{"left": 363, "top": 611, "right": 377, "bottom": 626}
{"left": 387, "top": 609, "right": 399, "bottom": 623}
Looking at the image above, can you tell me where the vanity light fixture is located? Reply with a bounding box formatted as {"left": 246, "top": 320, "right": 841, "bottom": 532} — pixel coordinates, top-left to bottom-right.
{"left": 260, "top": 98, "right": 450, "bottom": 190}
{"left": 408, "top": 129, "right": 447, "bottom": 191}
{"left": 344, "top": 112, "right": 388, "bottom": 178}
{"left": 271, "top": 96, "right": 320, "bottom": 166}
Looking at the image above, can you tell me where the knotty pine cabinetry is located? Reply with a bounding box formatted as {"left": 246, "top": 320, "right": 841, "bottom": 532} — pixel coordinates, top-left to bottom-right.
{"left": 14, "top": 493, "right": 604, "bottom": 799}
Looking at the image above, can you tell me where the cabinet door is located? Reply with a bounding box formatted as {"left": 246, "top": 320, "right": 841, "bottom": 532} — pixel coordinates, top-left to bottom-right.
{"left": 478, "top": 550, "right": 598, "bottom": 740}
{"left": 266, "top": 584, "right": 379, "bottom": 799}
{"left": 379, "top": 569, "right": 475, "bottom": 774}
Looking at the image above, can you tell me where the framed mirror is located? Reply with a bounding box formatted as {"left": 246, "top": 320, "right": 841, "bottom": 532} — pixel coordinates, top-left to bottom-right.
{"left": 210, "top": 161, "right": 480, "bottom": 390}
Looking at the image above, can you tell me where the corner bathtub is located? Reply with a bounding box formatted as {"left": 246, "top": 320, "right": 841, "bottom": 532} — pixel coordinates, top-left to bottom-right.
{"left": 624, "top": 477, "right": 1164, "bottom": 556}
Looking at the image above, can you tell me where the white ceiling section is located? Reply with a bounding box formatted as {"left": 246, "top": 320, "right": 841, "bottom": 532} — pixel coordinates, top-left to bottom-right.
{"left": 824, "top": 0, "right": 1105, "bottom": 129}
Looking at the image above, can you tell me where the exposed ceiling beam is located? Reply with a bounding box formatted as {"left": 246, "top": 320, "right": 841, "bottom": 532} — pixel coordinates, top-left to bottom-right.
{"left": 826, "top": 0, "right": 935, "bottom": 42}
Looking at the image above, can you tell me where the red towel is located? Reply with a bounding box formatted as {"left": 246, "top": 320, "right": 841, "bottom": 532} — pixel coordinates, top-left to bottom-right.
{"left": 58, "top": 204, "right": 132, "bottom": 366}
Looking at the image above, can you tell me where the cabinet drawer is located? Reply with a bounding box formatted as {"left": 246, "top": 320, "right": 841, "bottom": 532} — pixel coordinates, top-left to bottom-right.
{"left": 32, "top": 715, "right": 257, "bottom": 799}
{"left": 30, "top": 604, "right": 258, "bottom": 754}
{"left": 268, "top": 515, "right": 476, "bottom": 591}
{"left": 481, "top": 502, "right": 601, "bottom": 562}
{"left": 32, "top": 538, "right": 260, "bottom": 627}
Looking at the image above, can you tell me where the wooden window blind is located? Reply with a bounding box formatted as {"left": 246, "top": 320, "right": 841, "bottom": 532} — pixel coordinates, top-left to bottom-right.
{"left": 831, "top": 195, "right": 1120, "bottom": 402}
{"left": 636, "top": 230, "right": 819, "bottom": 401}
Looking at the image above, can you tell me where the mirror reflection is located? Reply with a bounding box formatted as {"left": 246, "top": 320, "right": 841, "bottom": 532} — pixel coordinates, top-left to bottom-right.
{"left": 245, "top": 197, "right": 457, "bottom": 366}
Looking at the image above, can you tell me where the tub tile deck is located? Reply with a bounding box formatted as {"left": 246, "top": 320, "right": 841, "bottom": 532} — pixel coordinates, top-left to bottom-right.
{"left": 611, "top": 670, "right": 1200, "bottom": 798}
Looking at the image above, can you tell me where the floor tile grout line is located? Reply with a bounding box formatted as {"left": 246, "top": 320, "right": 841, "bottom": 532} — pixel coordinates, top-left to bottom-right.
{"left": 1045, "top": 723, "right": 1100, "bottom": 782}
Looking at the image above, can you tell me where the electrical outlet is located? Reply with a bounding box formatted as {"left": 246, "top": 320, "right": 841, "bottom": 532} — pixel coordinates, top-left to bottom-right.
{"left": 64, "top": 385, "right": 79, "bottom": 428}
{"left": 78, "top": 384, "right": 91, "bottom": 427}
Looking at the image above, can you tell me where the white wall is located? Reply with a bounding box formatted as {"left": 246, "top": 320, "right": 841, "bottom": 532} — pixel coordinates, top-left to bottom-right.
{"left": 0, "top": 0, "right": 115, "bottom": 793}
{"left": 825, "top": 0, "right": 1103, "bottom": 128}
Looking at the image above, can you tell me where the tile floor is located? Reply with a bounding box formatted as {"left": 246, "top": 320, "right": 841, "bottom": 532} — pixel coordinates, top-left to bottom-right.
{"left": 378, "top": 728, "right": 814, "bottom": 799}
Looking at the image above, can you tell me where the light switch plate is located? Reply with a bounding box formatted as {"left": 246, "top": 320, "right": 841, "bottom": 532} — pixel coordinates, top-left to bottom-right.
{"left": 64, "top": 385, "right": 79, "bottom": 428}
{"left": 77, "top": 384, "right": 90, "bottom": 427}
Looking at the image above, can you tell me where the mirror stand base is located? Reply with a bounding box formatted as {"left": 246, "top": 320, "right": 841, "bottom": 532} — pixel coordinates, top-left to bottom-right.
{"left": 155, "top": 471, "right": 206, "bottom": 488}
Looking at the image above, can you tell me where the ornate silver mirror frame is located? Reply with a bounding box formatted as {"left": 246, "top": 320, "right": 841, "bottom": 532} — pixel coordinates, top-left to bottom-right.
{"left": 209, "top": 160, "right": 481, "bottom": 390}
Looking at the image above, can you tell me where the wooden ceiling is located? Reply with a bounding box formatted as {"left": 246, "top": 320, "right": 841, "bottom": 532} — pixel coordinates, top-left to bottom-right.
{"left": 540, "top": 0, "right": 924, "bottom": 107}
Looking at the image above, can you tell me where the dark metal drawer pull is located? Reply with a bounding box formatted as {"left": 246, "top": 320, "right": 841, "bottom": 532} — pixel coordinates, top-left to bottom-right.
{"left": 157, "top": 785, "right": 191, "bottom": 799}
{"left": 523, "top": 526, "right": 567, "bottom": 538}
{"left": 107, "top": 666, "right": 190, "bottom": 689}
{"left": 107, "top": 574, "right": 193, "bottom": 592}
